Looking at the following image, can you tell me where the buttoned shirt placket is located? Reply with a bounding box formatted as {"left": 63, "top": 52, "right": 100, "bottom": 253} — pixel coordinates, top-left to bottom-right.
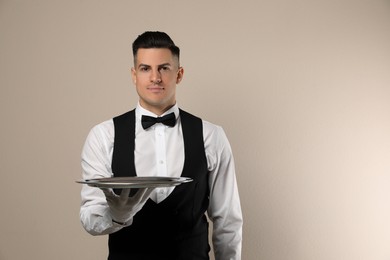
{"left": 154, "top": 124, "right": 171, "bottom": 203}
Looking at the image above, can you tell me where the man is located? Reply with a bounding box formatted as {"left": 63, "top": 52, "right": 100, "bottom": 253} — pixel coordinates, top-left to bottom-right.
{"left": 80, "top": 31, "right": 243, "bottom": 260}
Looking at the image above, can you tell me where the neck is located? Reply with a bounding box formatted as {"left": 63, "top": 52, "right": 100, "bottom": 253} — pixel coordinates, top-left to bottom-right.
{"left": 139, "top": 102, "right": 175, "bottom": 116}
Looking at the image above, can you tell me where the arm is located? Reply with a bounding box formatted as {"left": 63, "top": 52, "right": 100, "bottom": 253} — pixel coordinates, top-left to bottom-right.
{"left": 80, "top": 121, "right": 130, "bottom": 235}
{"left": 206, "top": 125, "right": 243, "bottom": 260}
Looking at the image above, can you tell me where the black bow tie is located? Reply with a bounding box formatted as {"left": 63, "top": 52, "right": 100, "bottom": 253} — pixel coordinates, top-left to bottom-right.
{"left": 141, "top": 112, "right": 176, "bottom": 129}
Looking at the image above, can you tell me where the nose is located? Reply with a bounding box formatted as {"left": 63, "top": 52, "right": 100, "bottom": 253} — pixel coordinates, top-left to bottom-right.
{"left": 151, "top": 69, "right": 161, "bottom": 84}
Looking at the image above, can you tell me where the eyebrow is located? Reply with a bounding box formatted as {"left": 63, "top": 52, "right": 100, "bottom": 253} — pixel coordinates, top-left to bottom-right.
{"left": 138, "top": 63, "right": 172, "bottom": 68}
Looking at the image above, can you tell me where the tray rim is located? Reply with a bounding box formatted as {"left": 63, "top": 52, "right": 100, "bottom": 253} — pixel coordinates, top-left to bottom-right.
{"left": 76, "top": 176, "right": 193, "bottom": 188}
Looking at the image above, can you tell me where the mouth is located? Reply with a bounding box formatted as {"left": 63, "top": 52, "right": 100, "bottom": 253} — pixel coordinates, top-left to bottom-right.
{"left": 147, "top": 86, "right": 165, "bottom": 93}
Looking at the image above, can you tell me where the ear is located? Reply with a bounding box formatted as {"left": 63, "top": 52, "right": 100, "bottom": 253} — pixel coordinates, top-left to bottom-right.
{"left": 130, "top": 67, "right": 136, "bottom": 85}
{"left": 176, "top": 67, "right": 184, "bottom": 84}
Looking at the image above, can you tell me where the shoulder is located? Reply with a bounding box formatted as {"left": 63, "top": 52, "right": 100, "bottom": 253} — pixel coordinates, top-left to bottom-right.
{"left": 91, "top": 118, "right": 114, "bottom": 133}
{"left": 202, "top": 120, "right": 228, "bottom": 145}
{"left": 113, "top": 109, "right": 136, "bottom": 122}
{"left": 89, "top": 108, "right": 135, "bottom": 139}
{"left": 202, "top": 119, "right": 222, "bottom": 135}
{"left": 86, "top": 119, "right": 114, "bottom": 145}
{"left": 178, "top": 108, "right": 230, "bottom": 147}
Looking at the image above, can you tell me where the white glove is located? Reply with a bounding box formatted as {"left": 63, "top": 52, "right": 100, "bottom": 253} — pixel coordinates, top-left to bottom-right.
{"left": 101, "top": 188, "right": 154, "bottom": 225}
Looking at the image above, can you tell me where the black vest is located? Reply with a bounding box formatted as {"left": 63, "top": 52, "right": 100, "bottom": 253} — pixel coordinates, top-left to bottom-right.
{"left": 109, "top": 109, "right": 210, "bottom": 260}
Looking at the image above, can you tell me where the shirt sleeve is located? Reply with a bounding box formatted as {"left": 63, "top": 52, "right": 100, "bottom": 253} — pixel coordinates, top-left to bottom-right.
{"left": 80, "top": 121, "right": 130, "bottom": 235}
{"left": 205, "top": 124, "right": 243, "bottom": 260}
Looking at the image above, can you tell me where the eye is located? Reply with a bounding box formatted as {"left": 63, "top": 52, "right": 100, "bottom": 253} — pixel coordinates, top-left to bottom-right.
{"left": 139, "top": 66, "right": 150, "bottom": 72}
{"left": 159, "top": 66, "right": 170, "bottom": 72}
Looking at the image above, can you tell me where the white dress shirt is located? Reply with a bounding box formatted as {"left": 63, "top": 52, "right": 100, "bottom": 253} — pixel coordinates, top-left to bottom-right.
{"left": 80, "top": 103, "right": 243, "bottom": 260}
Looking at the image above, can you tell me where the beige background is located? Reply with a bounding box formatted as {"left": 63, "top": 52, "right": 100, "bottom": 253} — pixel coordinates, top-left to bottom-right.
{"left": 1, "top": 0, "right": 390, "bottom": 259}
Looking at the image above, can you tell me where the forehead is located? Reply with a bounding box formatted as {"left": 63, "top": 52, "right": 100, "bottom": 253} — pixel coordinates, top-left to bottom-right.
{"left": 134, "top": 48, "right": 177, "bottom": 66}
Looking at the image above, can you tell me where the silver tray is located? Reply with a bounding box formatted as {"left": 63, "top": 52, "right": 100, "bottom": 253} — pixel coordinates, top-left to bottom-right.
{"left": 76, "top": 176, "right": 193, "bottom": 188}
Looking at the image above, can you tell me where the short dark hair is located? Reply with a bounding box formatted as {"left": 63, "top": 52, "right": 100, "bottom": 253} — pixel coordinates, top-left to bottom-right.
{"left": 132, "top": 31, "right": 180, "bottom": 62}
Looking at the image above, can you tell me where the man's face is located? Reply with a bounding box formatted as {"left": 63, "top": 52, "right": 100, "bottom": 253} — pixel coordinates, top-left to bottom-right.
{"left": 131, "top": 48, "right": 183, "bottom": 115}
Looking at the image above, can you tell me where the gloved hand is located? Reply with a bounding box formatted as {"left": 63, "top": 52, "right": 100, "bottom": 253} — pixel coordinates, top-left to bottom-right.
{"left": 101, "top": 187, "right": 154, "bottom": 225}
